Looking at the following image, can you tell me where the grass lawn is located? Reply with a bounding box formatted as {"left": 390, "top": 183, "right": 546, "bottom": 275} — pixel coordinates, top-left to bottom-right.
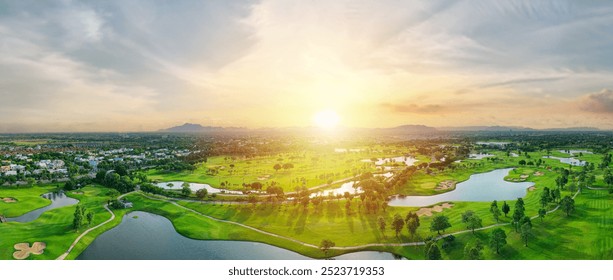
{"left": 146, "top": 150, "right": 416, "bottom": 192}
{"left": 0, "top": 185, "right": 56, "bottom": 217}
{"left": 0, "top": 186, "right": 116, "bottom": 260}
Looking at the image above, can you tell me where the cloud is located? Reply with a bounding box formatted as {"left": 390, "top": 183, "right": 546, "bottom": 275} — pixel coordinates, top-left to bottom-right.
{"left": 578, "top": 89, "right": 613, "bottom": 113}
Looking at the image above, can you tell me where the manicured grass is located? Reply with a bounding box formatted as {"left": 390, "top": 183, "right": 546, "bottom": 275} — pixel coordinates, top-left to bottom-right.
{"left": 438, "top": 188, "right": 612, "bottom": 260}
{"left": 146, "top": 150, "right": 413, "bottom": 192}
{"left": 0, "top": 186, "right": 114, "bottom": 260}
{"left": 0, "top": 185, "right": 57, "bottom": 217}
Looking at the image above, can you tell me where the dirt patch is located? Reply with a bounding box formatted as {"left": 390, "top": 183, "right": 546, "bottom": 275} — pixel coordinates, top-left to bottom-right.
{"left": 435, "top": 180, "right": 456, "bottom": 191}
{"left": 534, "top": 172, "right": 544, "bottom": 176}
{"left": 13, "top": 242, "right": 46, "bottom": 260}
{"left": 416, "top": 203, "right": 454, "bottom": 217}
{"left": 1, "top": 197, "right": 17, "bottom": 203}
{"left": 257, "top": 174, "right": 271, "bottom": 180}
{"left": 528, "top": 186, "right": 536, "bottom": 192}
{"left": 72, "top": 192, "right": 84, "bottom": 195}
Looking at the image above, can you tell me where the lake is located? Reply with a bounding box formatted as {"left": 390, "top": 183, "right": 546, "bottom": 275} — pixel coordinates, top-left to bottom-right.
{"left": 156, "top": 181, "right": 243, "bottom": 194}
{"left": 78, "top": 211, "right": 400, "bottom": 260}
{"left": 468, "top": 153, "right": 494, "bottom": 160}
{"left": 363, "top": 156, "right": 418, "bottom": 166}
{"left": 6, "top": 192, "right": 78, "bottom": 223}
{"left": 388, "top": 168, "right": 533, "bottom": 207}
{"left": 542, "top": 156, "right": 586, "bottom": 166}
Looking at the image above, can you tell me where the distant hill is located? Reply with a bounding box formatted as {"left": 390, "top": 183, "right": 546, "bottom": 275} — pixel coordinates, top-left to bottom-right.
{"left": 158, "top": 123, "right": 601, "bottom": 134}
{"left": 159, "top": 123, "right": 227, "bottom": 133}
{"left": 380, "top": 124, "right": 438, "bottom": 133}
{"left": 439, "top": 126, "right": 535, "bottom": 132}
{"left": 541, "top": 127, "right": 600, "bottom": 132}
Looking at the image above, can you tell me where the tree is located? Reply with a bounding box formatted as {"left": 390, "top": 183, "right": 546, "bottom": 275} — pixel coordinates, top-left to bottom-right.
{"left": 405, "top": 212, "right": 420, "bottom": 238}
{"left": 560, "top": 195, "right": 575, "bottom": 216}
{"left": 196, "top": 188, "right": 208, "bottom": 203}
{"left": 72, "top": 205, "right": 86, "bottom": 232}
{"left": 181, "top": 185, "right": 191, "bottom": 196}
{"left": 426, "top": 243, "right": 442, "bottom": 260}
{"left": 320, "top": 239, "right": 335, "bottom": 256}
{"left": 378, "top": 216, "right": 386, "bottom": 236}
{"left": 501, "top": 201, "right": 510, "bottom": 217}
{"left": 273, "top": 163, "right": 282, "bottom": 172}
{"left": 392, "top": 213, "right": 405, "bottom": 238}
{"left": 461, "top": 210, "right": 483, "bottom": 234}
{"left": 538, "top": 208, "right": 547, "bottom": 221}
{"left": 430, "top": 215, "right": 451, "bottom": 235}
{"left": 247, "top": 194, "right": 258, "bottom": 209}
{"left": 551, "top": 188, "right": 561, "bottom": 203}
{"left": 490, "top": 201, "right": 501, "bottom": 222}
{"left": 512, "top": 198, "right": 525, "bottom": 232}
{"left": 520, "top": 222, "right": 533, "bottom": 247}
{"left": 540, "top": 187, "right": 551, "bottom": 208}
{"left": 463, "top": 240, "right": 484, "bottom": 260}
{"left": 86, "top": 211, "right": 94, "bottom": 226}
{"left": 518, "top": 159, "right": 526, "bottom": 165}
{"left": 489, "top": 228, "right": 507, "bottom": 254}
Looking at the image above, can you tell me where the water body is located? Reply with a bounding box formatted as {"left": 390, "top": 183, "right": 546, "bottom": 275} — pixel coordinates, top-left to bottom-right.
{"left": 468, "top": 153, "right": 494, "bottom": 160}
{"left": 362, "top": 156, "right": 418, "bottom": 166}
{"left": 78, "top": 211, "right": 399, "bottom": 260}
{"left": 388, "top": 168, "right": 533, "bottom": 207}
{"left": 558, "top": 150, "right": 592, "bottom": 156}
{"left": 6, "top": 192, "right": 78, "bottom": 223}
{"left": 542, "top": 156, "right": 586, "bottom": 166}
{"left": 311, "top": 181, "right": 361, "bottom": 198}
{"left": 310, "top": 172, "right": 393, "bottom": 198}
{"left": 156, "top": 181, "right": 243, "bottom": 194}
{"left": 476, "top": 142, "right": 509, "bottom": 147}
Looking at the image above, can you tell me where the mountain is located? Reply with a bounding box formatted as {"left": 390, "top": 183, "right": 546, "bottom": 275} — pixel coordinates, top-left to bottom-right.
{"left": 438, "top": 126, "right": 535, "bottom": 131}
{"left": 541, "top": 127, "right": 600, "bottom": 131}
{"left": 381, "top": 124, "right": 438, "bottom": 133}
{"left": 158, "top": 123, "right": 226, "bottom": 133}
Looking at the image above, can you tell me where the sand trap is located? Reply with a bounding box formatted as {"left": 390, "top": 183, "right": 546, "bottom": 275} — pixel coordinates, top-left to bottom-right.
{"left": 520, "top": 175, "right": 529, "bottom": 179}
{"left": 416, "top": 203, "right": 454, "bottom": 217}
{"left": 13, "top": 242, "right": 46, "bottom": 260}
{"left": 435, "top": 180, "right": 456, "bottom": 191}
{"left": 534, "top": 172, "right": 544, "bottom": 176}
{"left": 528, "top": 186, "right": 536, "bottom": 192}
{"left": 257, "top": 174, "right": 271, "bottom": 180}
{"left": 1, "top": 197, "right": 17, "bottom": 203}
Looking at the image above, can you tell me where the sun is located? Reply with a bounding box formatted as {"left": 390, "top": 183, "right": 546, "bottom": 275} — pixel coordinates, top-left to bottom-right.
{"left": 313, "top": 110, "right": 340, "bottom": 129}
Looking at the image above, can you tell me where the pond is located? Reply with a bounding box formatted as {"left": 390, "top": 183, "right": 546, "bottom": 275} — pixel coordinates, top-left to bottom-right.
{"left": 558, "top": 150, "right": 592, "bottom": 156}
{"left": 311, "top": 181, "right": 361, "bottom": 198}
{"left": 363, "top": 156, "right": 418, "bottom": 166}
{"left": 77, "top": 211, "right": 400, "bottom": 260}
{"left": 468, "top": 153, "right": 494, "bottom": 160}
{"left": 388, "top": 168, "right": 534, "bottom": 207}
{"left": 6, "top": 192, "right": 78, "bottom": 223}
{"left": 156, "top": 181, "right": 243, "bottom": 194}
{"left": 542, "top": 156, "right": 586, "bottom": 166}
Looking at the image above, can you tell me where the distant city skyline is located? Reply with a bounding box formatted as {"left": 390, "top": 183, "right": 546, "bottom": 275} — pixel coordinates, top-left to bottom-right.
{"left": 1, "top": 1, "right": 613, "bottom": 132}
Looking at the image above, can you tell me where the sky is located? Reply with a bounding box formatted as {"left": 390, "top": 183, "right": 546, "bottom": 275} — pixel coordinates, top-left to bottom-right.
{"left": 1, "top": 0, "right": 613, "bottom": 132}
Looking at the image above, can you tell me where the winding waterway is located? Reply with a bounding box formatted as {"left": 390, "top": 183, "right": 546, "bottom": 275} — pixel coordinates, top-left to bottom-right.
{"left": 77, "top": 211, "right": 401, "bottom": 260}
{"left": 6, "top": 192, "right": 78, "bottom": 223}
{"left": 388, "top": 168, "right": 534, "bottom": 207}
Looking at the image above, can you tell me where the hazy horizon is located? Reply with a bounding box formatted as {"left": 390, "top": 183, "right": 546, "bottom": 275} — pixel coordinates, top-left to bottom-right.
{"left": 2, "top": 1, "right": 613, "bottom": 132}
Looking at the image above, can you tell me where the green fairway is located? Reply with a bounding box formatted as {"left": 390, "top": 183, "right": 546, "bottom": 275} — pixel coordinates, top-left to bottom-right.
{"left": 0, "top": 186, "right": 55, "bottom": 217}
{"left": 0, "top": 186, "right": 115, "bottom": 260}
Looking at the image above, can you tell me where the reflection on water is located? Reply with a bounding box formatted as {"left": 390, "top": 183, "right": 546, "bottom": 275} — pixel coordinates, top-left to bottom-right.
{"left": 7, "top": 191, "right": 78, "bottom": 223}
{"left": 389, "top": 168, "right": 533, "bottom": 207}
{"left": 78, "top": 211, "right": 402, "bottom": 260}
